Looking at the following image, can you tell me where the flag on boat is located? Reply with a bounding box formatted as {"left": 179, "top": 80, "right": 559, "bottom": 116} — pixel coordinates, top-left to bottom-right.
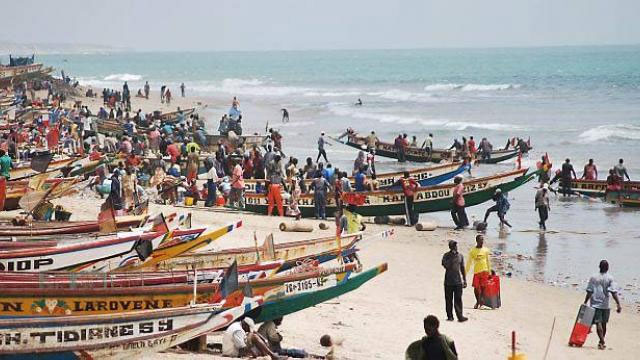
{"left": 220, "top": 260, "right": 239, "bottom": 299}
{"left": 98, "top": 198, "right": 117, "bottom": 234}
{"left": 30, "top": 152, "right": 53, "bottom": 173}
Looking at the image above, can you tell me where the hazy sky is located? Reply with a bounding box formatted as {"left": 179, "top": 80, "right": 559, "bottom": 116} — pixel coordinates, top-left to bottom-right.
{"left": 2, "top": 0, "right": 639, "bottom": 51}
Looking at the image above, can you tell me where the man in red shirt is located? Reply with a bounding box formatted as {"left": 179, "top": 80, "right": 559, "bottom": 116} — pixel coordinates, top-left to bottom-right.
{"left": 394, "top": 171, "right": 419, "bottom": 226}
{"left": 468, "top": 136, "right": 477, "bottom": 159}
{"left": 166, "top": 140, "right": 180, "bottom": 163}
{"left": 451, "top": 176, "right": 469, "bottom": 230}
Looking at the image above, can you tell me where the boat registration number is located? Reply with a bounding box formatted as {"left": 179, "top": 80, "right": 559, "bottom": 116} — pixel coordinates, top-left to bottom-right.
{"left": 285, "top": 277, "right": 329, "bottom": 295}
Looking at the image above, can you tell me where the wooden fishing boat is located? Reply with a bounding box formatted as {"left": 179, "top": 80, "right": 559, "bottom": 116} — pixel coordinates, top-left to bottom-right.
{"left": 243, "top": 161, "right": 470, "bottom": 192}
{"left": 0, "top": 263, "right": 357, "bottom": 318}
{"left": 159, "top": 107, "right": 196, "bottom": 123}
{"left": 0, "top": 214, "right": 148, "bottom": 237}
{"left": 0, "top": 230, "right": 167, "bottom": 272}
{"left": 331, "top": 134, "right": 453, "bottom": 163}
{"left": 10, "top": 156, "right": 77, "bottom": 180}
{"left": 158, "top": 232, "right": 362, "bottom": 272}
{"left": 244, "top": 168, "right": 535, "bottom": 218}
{"left": 0, "top": 63, "right": 45, "bottom": 80}
{"left": 115, "top": 221, "right": 243, "bottom": 271}
{"left": 250, "top": 263, "right": 387, "bottom": 323}
{"left": 0, "top": 297, "right": 261, "bottom": 359}
{"left": 4, "top": 177, "right": 82, "bottom": 211}
{"left": 570, "top": 179, "right": 640, "bottom": 197}
{"left": 332, "top": 134, "right": 523, "bottom": 164}
{"left": 476, "top": 149, "right": 520, "bottom": 164}
{"left": 604, "top": 189, "right": 640, "bottom": 208}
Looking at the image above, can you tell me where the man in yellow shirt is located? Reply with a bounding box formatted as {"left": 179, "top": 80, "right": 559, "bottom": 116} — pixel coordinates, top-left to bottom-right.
{"left": 466, "top": 235, "right": 491, "bottom": 309}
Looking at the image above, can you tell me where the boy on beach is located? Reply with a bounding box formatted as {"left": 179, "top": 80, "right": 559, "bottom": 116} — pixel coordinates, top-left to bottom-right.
{"left": 466, "top": 235, "right": 491, "bottom": 309}
{"left": 584, "top": 260, "right": 622, "bottom": 350}
{"left": 405, "top": 315, "right": 458, "bottom": 360}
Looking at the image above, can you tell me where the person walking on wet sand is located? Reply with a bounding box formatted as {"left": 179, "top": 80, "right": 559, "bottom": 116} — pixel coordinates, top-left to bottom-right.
{"left": 535, "top": 183, "right": 550, "bottom": 230}
{"left": 442, "top": 240, "right": 468, "bottom": 323}
{"left": 180, "top": 82, "right": 185, "bottom": 97}
{"left": 317, "top": 132, "right": 330, "bottom": 163}
{"left": 466, "top": 235, "right": 491, "bottom": 309}
{"left": 281, "top": 108, "right": 289, "bottom": 123}
{"left": 584, "top": 260, "right": 622, "bottom": 350}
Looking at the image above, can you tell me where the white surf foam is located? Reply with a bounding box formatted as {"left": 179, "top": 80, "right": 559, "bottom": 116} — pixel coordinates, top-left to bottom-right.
{"left": 190, "top": 78, "right": 311, "bottom": 97}
{"left": 103, "top": 73, "right": 143, "bottom": 81}
{"left": 579, "top": 124, "right": 640, "bottom": 143}
{"left": 424, "top": 83, "right": 521, "bottom": 92}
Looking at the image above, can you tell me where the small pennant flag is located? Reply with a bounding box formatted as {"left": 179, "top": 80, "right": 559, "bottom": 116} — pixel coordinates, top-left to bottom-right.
{"left": 220, "top": 260, "right": 239, "bottom": 299}
{"left": 98, "top": 198, "right": 117, "bottom": 234}
{"left": 30, "top": 152, "right": 53, "bottom": 173}
{"left": 262, "top": 233, "right": 276, "bottom": 261}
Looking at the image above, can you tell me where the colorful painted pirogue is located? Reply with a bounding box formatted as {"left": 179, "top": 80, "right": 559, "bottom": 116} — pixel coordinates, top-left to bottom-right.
{"left": 0, "top": 263, "right": 358, "bottom": 318}
{"left": 9, "top": 156, "right": 78, "bottom": 180}
{"left": 0, "top": 296, "right": 261, "bottom": 359}
{"left": 0, "top": 222, "right": 240, "bottom": 272}
{"left": 332, "top": 134, "right": 522, "bottom": 164}
{"left": 243, "top": 161, "right": 470, "bottom": 192}
{"left": 0, "top": 214, "right": 147, "bottom": 237}
{"left": 570, "top": 179, "right": 640, "bottom": 197}
{"left": 4, "top": 177, "right": 82, "bottom": 211}
{"left": 250, "top": 263, "right": 388, "bottom": 323}
{"left": 604, "top": 189, "right": 640, "bottom": 208}
{"left": 158, "top": 232, "right": 362, "bottom": 272}
{"left": 244, "top": 168, "right": 535, "bottom": 218}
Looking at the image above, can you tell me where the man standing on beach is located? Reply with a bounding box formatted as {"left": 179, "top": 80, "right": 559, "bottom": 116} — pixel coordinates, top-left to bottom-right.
{"left": 317, "top": 132, "right": 330, "bottom": 163}
{"left": 535, "top": 183, "right": 550, "bottom": 230}
{"left": 405, "top": 315, "right": 458, "bottom": 360}
{"left": 180, "top": 82, "right": 185, "bottom": 97}
{"left": 442, "top": 240, "right": 468, "bottom": 322}
{"left": 281, "top": 108, "right": 289, "bottom": 123}
{"left": 144, "top": 81, "right": 150, "bottom": 99}
{"left": 584, "top": 260, "right": 622, "bottom": 350}
{"left": 394, "top": 171, "right": 419, "bottom": 226}
{"left": 614, "top": 159, "right": 631, "bottom": 181}
{"left": 160, "top": 85, "right": 166, "bottom": 103}
{"left": 451, "top": 176, "right": 469, "bottom": 230}
{"left": 466, "top": 235, "right": 491, "bottom": 309}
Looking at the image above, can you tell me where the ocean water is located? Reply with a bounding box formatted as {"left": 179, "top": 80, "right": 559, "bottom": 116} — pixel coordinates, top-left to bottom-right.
{"left": 36, "top": 46, "right": 640, "bottom": 302}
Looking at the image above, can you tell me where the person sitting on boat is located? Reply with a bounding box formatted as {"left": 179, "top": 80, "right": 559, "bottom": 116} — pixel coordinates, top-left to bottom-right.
{"left": 582, "top": 159, "right": 598, "bottom": 180}
{"left": 222, "top": 318, "right": 282, "bottom": 359}
{"left": 258, "top": 317, "right": 308, "bottom": 358}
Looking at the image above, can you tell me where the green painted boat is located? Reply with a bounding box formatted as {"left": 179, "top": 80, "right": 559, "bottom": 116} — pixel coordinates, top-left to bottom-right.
{"left": 571, "top": 179, "right": 640, "bottom": 198}
{"left": 250, "top": 263, "right": 388, "bottom": 323}
{"left": 245, "top": 168, "right": 536, "bottom": 218}
{"left": 476, "top": 149, "right": 520, "bottom": 164}
{"left": 604, "top": 189, "right": 640, "bottom": 208}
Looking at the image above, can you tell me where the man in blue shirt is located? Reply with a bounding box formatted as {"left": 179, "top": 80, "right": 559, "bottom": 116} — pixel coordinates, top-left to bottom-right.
{"left": 354, "top": 167, "right": 367, "bottom": 192}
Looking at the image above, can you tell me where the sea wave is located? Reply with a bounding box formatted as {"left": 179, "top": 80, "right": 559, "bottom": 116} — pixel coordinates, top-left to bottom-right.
{"left": 190, "top": 78, "right": 311, "bottom": 97}
{"left": 424, "top": 83, "right": 521, "bottom": 92}
{"left": 103, "top": 73, "right": 143, "bottom": 81}
{"left": 328, "top": 104, "right": 523, "bottom": 131}
{"left": 328, "top": 105, "right": 521, "bottom": 131}
{"left": 579, "top": 124, "right": 640, "bottom": 143}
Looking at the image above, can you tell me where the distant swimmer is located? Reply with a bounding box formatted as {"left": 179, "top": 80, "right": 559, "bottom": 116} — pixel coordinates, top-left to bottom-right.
{"left": 355, "top": 98, "right": 363, "bottom": 106}
{"left": 281, "top": 108, "right": 289, "bottom": 123}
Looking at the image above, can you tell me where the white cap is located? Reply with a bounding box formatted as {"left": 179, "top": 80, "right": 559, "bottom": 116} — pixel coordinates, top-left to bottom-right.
{"left": 494, "top": 188, "right": 502, "bottom": 194}
{"left": 542, "top": 183, "right": 549, "bottom": 189}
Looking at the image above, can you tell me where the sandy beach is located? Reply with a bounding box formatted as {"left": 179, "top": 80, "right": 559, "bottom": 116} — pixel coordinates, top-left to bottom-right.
{"left": 45, "top": 87, "right": 638, "bottom": 359}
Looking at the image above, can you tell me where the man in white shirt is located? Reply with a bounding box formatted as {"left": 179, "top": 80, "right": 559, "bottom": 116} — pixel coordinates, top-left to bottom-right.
{"left": 584, "top": 260, "right": 622, "bottom": 350}
{"left": 222, "top": 318, "right": 282, "bottom": 359}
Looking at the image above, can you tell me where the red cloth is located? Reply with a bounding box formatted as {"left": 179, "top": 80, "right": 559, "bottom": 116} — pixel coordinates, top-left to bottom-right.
{"left": 166, "top": 144, "right": 180, "bottom": 163}
{"left": 472, "top": 271, "right": 490, "bottom": 289}
{"left": 46, "top": 128, "right": 59, "bottom": 150}
{"left": 468, "top": 139, "right": 476, "bottom": 154}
